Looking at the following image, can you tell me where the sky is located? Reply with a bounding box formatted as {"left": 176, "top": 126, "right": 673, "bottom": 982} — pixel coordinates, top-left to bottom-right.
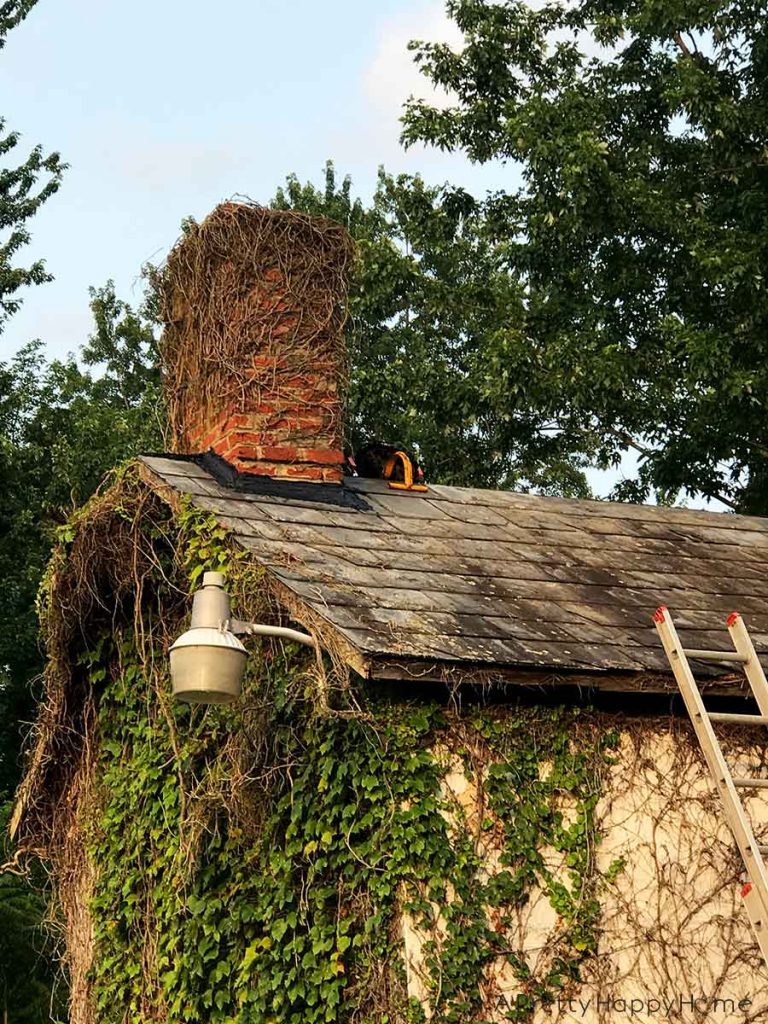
{"left": 0, "top": 0, "right": 509, "bottom": 363}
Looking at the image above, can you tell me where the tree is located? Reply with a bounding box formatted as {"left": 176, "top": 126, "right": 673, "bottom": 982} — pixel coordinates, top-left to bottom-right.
{"left": 0, "top": 1, "right": 64, "bottom": 328}
{"left": 0, "top": 4, "right": 69, "bottom": 1018}
{"left": 402, "top": 0, "right": 768, "bottom": 511}
{"left": 0, "top": 281, "right": 158, "bottom": 1020}
{"left": 273, "top": 163, "right": 594, "bottom": 493}
{"left": 0, "top": 285, "right": 161, "bottom": 794}
{"left": 0, "top": 803, "right": 66, "bottom": 1024}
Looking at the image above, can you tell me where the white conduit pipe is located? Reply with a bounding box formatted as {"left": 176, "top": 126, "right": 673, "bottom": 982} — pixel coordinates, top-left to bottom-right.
{"left": 236, "top": 621, "right": 317, "bottom": 648}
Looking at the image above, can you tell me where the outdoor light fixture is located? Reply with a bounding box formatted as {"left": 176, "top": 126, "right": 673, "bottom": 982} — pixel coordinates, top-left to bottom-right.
{"left": 169, "top": 571, "right": 316, "bottom": 704}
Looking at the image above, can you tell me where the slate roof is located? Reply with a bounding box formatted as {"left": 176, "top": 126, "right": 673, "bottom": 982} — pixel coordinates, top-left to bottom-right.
{"left": 139, "top": 454, "right": 768, "bottom": 693}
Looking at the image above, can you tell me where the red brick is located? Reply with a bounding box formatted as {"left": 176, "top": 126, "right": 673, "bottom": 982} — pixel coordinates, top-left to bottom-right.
{"left": 292, "top": 416, "right": 326, "bottom": 431}
{"left": 296, "top": 448, "right": 345, "bottom": 465}
{"left": 224, "top": 445, "right": 260, "bottom": 462}
{"left": 251, "top": 355, "right": 287, "bottom": 368}
{"left": 198, "top": 426, "right": 227, "bottom": 452}
{"left": 281, "top": 464, "right": 327, "bottom": 481}
{"left": 236, "top": 462, "right": 280, "bottom": 476}
{"left": 255, "top": 445, "right": 301, "bottom": 462}
{"left": 224, "top": 413, "right": 258, "bottom": 430}
{"left": 235, "top": 461, "right": 335, "bottom": 483}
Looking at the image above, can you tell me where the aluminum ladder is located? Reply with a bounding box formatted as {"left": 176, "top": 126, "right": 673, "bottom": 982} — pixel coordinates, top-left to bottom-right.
{"left": 654, "top": 605, "right": 768, "bottom": 965}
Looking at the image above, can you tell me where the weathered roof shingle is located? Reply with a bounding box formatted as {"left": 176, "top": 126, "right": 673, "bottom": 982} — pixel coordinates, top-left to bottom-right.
{"left": 140, "top": 454, "right": 768, "bottom": 691}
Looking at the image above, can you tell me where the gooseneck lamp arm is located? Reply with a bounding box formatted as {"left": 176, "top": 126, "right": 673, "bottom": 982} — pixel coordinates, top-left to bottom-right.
{"left": 169, "top": 571, "right": 316, "bottom": 704}
{"left": 229, "top": 619, "right": 317, "bottom": 647}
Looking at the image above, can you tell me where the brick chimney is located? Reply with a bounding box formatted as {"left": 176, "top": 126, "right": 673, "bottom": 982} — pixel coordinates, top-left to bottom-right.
{"left": 160, "top": 203, "right": 355, "bottom": 483}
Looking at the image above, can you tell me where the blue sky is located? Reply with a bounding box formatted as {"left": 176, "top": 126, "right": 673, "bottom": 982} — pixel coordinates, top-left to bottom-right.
{"left": 1, "top": 0, "right": 509, "bottom": 363}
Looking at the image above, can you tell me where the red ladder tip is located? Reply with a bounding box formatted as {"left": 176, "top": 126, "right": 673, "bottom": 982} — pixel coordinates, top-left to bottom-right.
{"left": 653, "top": 606, "right": 668, "bottom": 623}
{"left": 727, "top": 612, "right": 740, "bottom": 627}
{"left": 742, "top": 882, "right": 753, "bottom": 898}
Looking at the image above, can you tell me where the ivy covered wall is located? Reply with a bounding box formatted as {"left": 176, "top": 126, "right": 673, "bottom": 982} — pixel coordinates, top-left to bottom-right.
{"left": 85, "top": 641, "right": 615, "bottom": 1024}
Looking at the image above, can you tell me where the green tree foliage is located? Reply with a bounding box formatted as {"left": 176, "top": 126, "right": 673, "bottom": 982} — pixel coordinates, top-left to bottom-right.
{"left": 0, "top": 284, "right": 160, "bottom": 793}
{"left": 273, "top": 163, "right": 594, "bottom": 493}
{"left": 0, "top": 5, "right": 69, "bottom": 1019}
{"left": 402, "top": 0, "right": 768, "bottom": 511}
{"left": 0, "top": 283, "right": 158, "bottom": 1024}
{"left": 0, "top": 802, "right": 66, "bottom": 1023}
{"left": 0, "top": 1, "right": 64, "bottom": 327}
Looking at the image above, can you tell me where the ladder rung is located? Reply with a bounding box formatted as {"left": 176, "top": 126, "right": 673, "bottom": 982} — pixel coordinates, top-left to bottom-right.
{"left": 734, "top": 778, "right": 768, "bottom": 789}
{"left": 708, "top": 713, "right": 768, "bottom": 726}
{"left": 682, "top": 648, "right": 748, "bottom": 664}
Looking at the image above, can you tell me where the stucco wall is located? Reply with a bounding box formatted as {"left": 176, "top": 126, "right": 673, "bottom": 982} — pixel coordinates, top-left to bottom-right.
{"left": 401, "top": 721, "right": 768, "bottom": 1022}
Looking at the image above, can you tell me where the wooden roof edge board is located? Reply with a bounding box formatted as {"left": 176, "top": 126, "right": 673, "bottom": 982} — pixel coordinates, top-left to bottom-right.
{"left": 364, "top": 657, "right": 750, "bottom": 696}
{"left": 332, "top": 624, "right": 663, "bottom": 671}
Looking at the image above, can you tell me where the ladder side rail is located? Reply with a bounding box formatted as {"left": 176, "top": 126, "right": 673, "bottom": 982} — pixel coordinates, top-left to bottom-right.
{"left": 654, "top": 607, "right": 768, "bottom": 923}
{"left": 727, "top": 612, "right": 768, "bottom": 718}
{"left": 742, "top": 883, "right": 768, "bottom": 963}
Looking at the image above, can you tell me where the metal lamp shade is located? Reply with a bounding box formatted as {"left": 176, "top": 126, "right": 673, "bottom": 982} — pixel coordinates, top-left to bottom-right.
{"left": 169, "top": 626, "right": 247, "bottom": 704}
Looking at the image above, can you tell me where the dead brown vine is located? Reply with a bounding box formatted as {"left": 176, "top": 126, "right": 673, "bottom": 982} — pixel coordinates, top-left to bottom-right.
{"left": 582, "top": 717, "right": 768, "bottom": 1023}
{"left": 154, "top": 202, "right": 356, "bottom": 454}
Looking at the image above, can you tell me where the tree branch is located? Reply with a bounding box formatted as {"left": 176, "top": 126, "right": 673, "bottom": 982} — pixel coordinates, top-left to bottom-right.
{"left": 604, "top": 427, "right": 739, "bottom": 509}
{"left": 673, "top": 32, "right": 692, "bottom": 57}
